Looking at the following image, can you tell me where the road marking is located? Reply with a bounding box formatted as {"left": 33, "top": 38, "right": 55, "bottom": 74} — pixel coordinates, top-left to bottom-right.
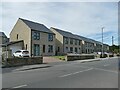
{"left": 94, "top": 68, "right": 118, "bottom": 74}
{"left": 12, "top": 84, "right": 27, "bottom": 88}
{"left": 104, "top": 64, "right": 110, "bottom": 66}
{"left": 59, "top": 68, "right": 93, "bottom": 77}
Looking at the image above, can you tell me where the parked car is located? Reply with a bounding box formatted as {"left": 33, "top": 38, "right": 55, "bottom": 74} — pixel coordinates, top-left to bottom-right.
{"left": 13, "top": 50, "right": 30, "bottom": 57}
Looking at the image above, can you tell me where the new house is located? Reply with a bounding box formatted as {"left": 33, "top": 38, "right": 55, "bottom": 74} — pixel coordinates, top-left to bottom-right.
{"left": 50, "top": 27, "right": 82, "bottom": 55}
{"left": 10, "top": 18, "right": 55, "bottom": 56}
{"left": 50, "top": 27, "right": 109, "bottom": 55}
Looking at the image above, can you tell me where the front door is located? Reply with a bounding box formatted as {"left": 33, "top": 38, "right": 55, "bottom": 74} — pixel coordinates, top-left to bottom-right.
{"left": 34, "top": 44, "right": 40, "bottom": 56}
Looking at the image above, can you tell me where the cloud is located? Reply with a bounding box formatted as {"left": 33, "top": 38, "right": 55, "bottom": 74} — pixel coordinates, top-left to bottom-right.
{"left": 1, "top": 2, "right": 118, "bottom": 45}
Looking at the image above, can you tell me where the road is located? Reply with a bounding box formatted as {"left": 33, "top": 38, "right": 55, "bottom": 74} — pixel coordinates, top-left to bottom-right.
{"left": 2, "top": 57, "right": 119, "bottom": 89}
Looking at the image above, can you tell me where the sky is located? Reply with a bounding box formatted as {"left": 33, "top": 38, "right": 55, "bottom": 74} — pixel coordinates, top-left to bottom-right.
{"left": 0, "top": 0, "right": 119, "bottom": 45}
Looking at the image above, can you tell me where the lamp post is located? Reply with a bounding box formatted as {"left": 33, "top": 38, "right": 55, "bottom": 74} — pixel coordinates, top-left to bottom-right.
{"left": 102, "top": 27, "right": 104, "bottom": 58}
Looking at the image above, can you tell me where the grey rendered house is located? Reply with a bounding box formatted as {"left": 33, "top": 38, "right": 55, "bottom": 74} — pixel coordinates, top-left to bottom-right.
{"left": 10, "top": 18, "right": 55, "bottom": 56}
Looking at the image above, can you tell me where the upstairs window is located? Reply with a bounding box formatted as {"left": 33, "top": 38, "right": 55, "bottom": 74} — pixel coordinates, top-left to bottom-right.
{"left": 79, "top": 40, "right": 81, "bottom": 45}
{"left": 64, "top": 37, "right": 69, "bottom": 44}
{"left": 48, "top": 34, "right": 53, "bottom": 41}
{"left": 33, "top": 31, "right": 40, "bottom": 40}
{"left": 70, "top": 38, "right": 73, "bottom": 44}
{"left": 17, "top": 34, "right": 18, "bottom": 40}
{"left": 75, "top": 39, "right": 77, "bottom": 45}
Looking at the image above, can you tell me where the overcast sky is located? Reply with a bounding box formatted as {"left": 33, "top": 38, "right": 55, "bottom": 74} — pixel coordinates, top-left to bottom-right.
{"left": 1, "top": 1, "right": 118, "bottom": 45}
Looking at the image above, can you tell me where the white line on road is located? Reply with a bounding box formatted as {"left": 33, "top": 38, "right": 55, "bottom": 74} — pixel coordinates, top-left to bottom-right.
{"left": 94, "top": 68, "right": 118, "bottom": 74}
{"left": 59, "top": 68, "right": 93, "bottom": 77}
{"left": 12, "top": 84, "right": 27, "bottom": 88}
{"left": 104, "top": 64, "right": 110, "bottom": 67}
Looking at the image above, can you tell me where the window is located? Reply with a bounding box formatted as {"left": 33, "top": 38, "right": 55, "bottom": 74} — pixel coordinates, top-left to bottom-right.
{"left": 48, "top": 34, "right": 53, "bottom": 41}
{"left": 75, "top": 39, "right": 77, "bottom": 45}
{"left": 64, "top": 37, "right": 69, "bottom": 44}
{"left": 75, "top": 47, "right": 77, "bottom": 53}
{"left": 33, "top": 31, "right": 40, "bottom": 40}
{"left": 17, "top": 34, "right": 18, "bottom": 40}
{"left": 66, "top": 47, "right": 68, "bottom": 52}
{"left": 70, "top": 47, "right": 73, "bottom": 52}
{"left": 70, "top": 39, "right": 73, "bottom": 44}
{"left": 58, "top": 47, "right": 60, "bottom": 52}
{"left": 48, "top": 45, "right": 53, "bottom": 53}
{"left": 79, "top": 40, "right": 81, "bottom": 45}
{"left": 26, "top": 44, "right": 27, "bottom": 50}
{"left": 43, "top": 45, "right": 45, "bottom": 53}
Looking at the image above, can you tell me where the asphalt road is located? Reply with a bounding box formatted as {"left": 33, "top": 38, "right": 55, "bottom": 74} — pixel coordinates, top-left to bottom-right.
{"left": 2, "top": 57, "right": 119, "bottom": 89}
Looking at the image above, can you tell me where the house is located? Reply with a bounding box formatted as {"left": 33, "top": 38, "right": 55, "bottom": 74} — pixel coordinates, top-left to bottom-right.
{"left": 50, "top": 27, "right": 109, "bottom": 55}
{"left": 0, "top": 32, "right": 9, "bottom": 45}
{"left": 50, "top": 27, "right": 83, "bottom": 55}
{"left": 75, "top": 35, "right": 95, "bottom": 54}
{"left": 10, "top": 18, "right": 55, "bottom": 56}
{"left": 0, "top": 32, "right": 9, "bottom": 52}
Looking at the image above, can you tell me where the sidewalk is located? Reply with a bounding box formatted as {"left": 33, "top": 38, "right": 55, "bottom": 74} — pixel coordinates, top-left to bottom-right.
{"left": 11, "top": 57, "right": 115, "bottom": 72}
{"left": 12, "top": 64, "right": 51, "bottom": 71}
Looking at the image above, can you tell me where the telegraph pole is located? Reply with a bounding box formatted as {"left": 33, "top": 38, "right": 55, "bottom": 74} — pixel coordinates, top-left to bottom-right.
{"left": 112, "top": 36, "right": 114, "bottom": 46}
{"left": 102, "top": 27, "right": 104, "bottom": 57}
{"left": 112, "top": 36, "right": 114, "bottom": 54}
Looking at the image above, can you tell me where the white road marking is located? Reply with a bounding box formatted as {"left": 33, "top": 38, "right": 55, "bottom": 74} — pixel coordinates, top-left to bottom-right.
{"left": 94, "top": 68, "right": 118, "bottom": 74}
{"left": 59, "top": 68, "right": 93, "bottom": 77}
{"left": 12, "top": 84, "right": 27, "bottom": 88}
{"left": 104, "top": 64, "right": 110, "bottom": 66}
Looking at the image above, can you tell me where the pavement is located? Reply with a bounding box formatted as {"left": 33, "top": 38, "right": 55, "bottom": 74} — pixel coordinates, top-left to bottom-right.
{"left": 2, "top": 57, "right": 115, "bottom": 73}
{"left": 2, "top": 57, "right": 119, "bottom": 88}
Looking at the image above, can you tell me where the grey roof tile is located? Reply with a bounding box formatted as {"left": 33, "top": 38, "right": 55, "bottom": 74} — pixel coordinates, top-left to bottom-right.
{"left": 20, "top": 18, "right": 54, "bottom": 34}
{"left": 51, "top": 27, "right": 104, "bottom": 45}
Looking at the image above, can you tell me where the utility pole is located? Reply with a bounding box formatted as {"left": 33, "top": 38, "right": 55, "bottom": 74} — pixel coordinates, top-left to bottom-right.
{"left": 102, "top": 27, "right": 104, "bottom": 57}
{"left": 112, "top": 36, "right": 114, "bottom": 46}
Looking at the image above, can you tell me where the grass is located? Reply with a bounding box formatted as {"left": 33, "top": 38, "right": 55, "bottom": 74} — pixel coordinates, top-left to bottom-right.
{"left": 50, "top": 56, "right": 66, "bottom": 60}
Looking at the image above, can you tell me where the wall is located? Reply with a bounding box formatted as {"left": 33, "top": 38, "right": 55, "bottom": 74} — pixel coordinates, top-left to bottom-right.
{"left": 65, "top": 54, "right": 95, "bottom": 61}
{"left": 50, "top": 28, "right": 64, "bottom": 55}
{"left": 32, "top": 31, "right": 55, "bottom": 56}
{"left": 10, "top": 19, "right": 31, "bottom": 55}
{"left": 4, "top": 57, "right": 43, "bottom": 67}
{"left": 63, "top": 37, "right": 82, "bottom": 54}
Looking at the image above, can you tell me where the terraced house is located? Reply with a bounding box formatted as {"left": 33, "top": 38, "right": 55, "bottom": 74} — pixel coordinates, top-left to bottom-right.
{"left": 50, "top": 27, "right": 109, "bottom": 55}
{"left": 10, "top": 18, "right": 55, "bottom": 56}
{"left": 50, "top": 27, "right": 82, "bottom": 55}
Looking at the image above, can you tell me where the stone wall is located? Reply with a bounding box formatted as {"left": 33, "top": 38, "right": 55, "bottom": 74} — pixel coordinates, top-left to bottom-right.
{"left": 4, "top": 56, "right": 43, "bottom": 67}
{"left": 65, "top": 54, "right": 95, "bottom": 61}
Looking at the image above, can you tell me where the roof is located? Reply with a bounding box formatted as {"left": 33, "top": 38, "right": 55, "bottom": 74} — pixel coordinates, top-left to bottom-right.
{"left": 51, "top": 27, "right": 106, "bottom": 45}
{"left": 19, "top": 18, "right": 54, "bottom": 34}
{"left": 2, "top": 40, "right": 24, "bottom": 46}
{"left": 0, "top": 32, "right": 7, "bottom": 37}
{"left": 51, "top": 27, "right": 81, "bottom": 40}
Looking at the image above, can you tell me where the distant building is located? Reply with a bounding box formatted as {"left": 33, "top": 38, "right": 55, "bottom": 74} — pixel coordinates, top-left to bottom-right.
{"left": 0, "top": 32, "right": 9, "bottom": 45}
{"left": 0, "top": 32, "right": 9, "bottom": 52}
{"left": 10, "top": 18, "right": 55, "bottom": 56}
